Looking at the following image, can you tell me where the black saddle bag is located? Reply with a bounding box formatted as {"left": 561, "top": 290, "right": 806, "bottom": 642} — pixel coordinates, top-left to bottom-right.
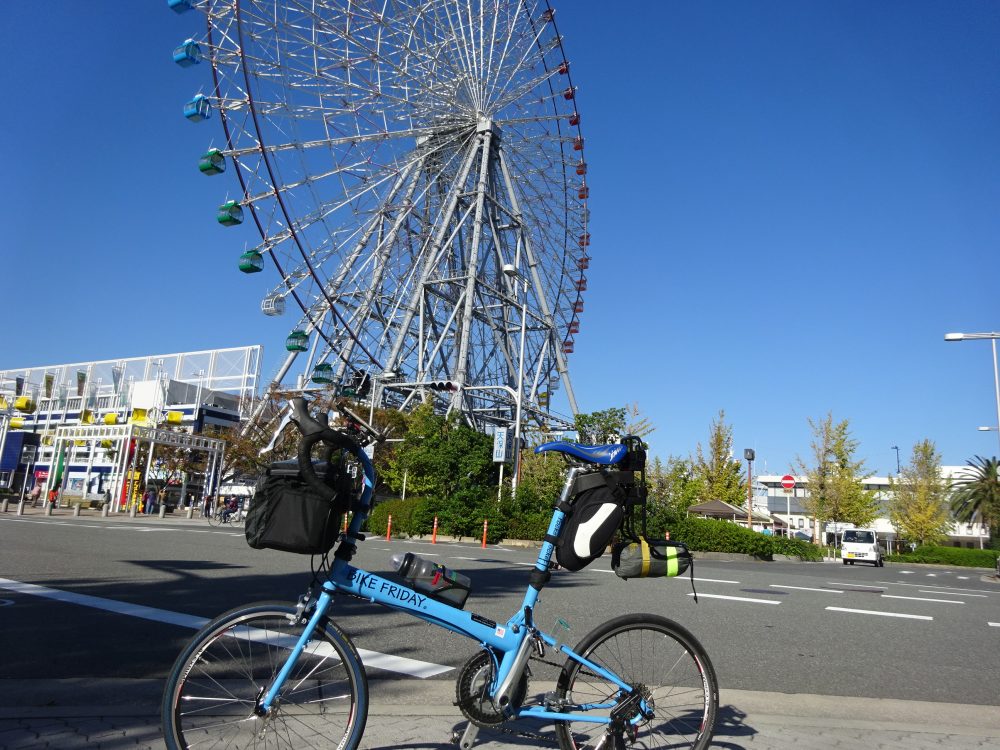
{"left": 555, "top": 472, "right": 624, "bottom": 571}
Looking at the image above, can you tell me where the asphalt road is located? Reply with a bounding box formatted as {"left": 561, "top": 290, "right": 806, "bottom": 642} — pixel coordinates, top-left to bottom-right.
{"left": 2, "top": 511, "right": 999, "bottom": 708}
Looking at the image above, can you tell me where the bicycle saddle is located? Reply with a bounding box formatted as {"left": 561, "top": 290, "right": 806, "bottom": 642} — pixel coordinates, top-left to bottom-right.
{"left": 535, "top": 441, "right": 627, "bottom": 465}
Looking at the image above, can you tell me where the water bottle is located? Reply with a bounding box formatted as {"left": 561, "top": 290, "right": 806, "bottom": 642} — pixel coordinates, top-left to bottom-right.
{"left": 390, "top": 552, "right": 472, "bottom": 608}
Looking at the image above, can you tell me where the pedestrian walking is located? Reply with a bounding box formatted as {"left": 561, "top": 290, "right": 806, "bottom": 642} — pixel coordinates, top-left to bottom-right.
{"left": 142, "top": 488, "right": 154, "bottom": 514}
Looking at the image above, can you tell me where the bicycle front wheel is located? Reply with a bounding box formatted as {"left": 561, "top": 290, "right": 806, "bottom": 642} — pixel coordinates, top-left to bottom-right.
{"left": 554, "top": 613, "right": 718, "bottom": 750}
{"left": 206, "top": 508, "right": 221, "bottom": 526}
{"left": 162, "top": 602, "right": 368, "bottom": 750}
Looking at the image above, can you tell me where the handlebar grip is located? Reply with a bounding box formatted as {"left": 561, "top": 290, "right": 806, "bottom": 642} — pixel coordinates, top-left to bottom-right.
{"left": 291, "top": 396, "right": 368, "bottom": 502}
{"left": 290, "top": 397, "right": 324, "bottom": 437}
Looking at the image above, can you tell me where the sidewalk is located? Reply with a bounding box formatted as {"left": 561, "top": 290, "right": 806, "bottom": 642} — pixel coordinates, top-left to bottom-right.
{"left": 2, "top": 678, "right": 999, "bottom": 749}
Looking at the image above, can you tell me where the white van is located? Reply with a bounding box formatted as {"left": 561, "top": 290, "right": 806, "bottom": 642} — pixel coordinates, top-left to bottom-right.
{"left": 841, "top": 528, "right": 884, "bottom": 567}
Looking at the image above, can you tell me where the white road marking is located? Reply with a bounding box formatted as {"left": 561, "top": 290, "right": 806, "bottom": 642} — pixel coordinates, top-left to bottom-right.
{"left": 881, "top": 594, "right": 964, "bottom": 604}
{"left": 691, "top": 577, "right": 739, "bottom": 584}
{"left": 826, "top": 607, "right": 932, "bottom": 621}
{"left": 989, "top": 622, "right": 1000, "bottom": 628}
{"left": 926, "top": 573, "right": 937, "bottom": 577}
{"left": 957, "top": 576, "right": 970, "bottom": 580}
{"left": 687, "top": 593, "right": 780, "bottom": 605}
{"left": 770, "top": 584, "right": 842, "bottom": 593}
{"left": 918, "top": 590, "right": 986, "bottom": 598}
{"left": 900, "top": 571, "right": 913, "bottom": 575}
{"left": 828, "top": 582, "right": 886, "bottom": 589}
{"left": 0, "top": 577, "right": 452, "bottom": 678}
{"left": 882, "top": 581, "right": 997, "bottom": 595}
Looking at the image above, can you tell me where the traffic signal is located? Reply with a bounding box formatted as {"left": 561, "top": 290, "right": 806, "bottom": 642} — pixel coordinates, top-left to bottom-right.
{"left": 429, "top": 381, "right": 457, "bottom": 392}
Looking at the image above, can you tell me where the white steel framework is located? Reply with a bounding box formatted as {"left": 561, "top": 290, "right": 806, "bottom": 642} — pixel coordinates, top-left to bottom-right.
{"left": 172, "top": 0, "right": 588, "bottom": 432}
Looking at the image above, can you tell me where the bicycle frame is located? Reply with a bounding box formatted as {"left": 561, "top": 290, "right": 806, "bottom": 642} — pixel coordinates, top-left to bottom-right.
{"left": 259, "top": 456, "right": 643, "bottom": 729}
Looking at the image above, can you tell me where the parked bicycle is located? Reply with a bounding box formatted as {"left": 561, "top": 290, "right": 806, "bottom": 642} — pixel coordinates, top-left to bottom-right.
{"left": 162, "top": 397, "right": 718, "bottom": 750}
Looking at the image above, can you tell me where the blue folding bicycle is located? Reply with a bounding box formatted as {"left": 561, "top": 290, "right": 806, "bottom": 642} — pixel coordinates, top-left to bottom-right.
{"left": 162, "top": 398, "right": 719, "bottom": 749}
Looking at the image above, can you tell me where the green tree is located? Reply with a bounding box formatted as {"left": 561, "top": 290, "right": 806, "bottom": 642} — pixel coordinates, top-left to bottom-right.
{"left": 383, "top": 403, "right": 496, "bottom": 536}
{"left": 575, "top": 407, "right": 628, "bottom": 444}
{"left": 889, "top": 440, "right": 952, "bottom": 547}
{"left": 950, "top": 455, "right": 1000, "bottom": 541}
{"left": 692, "top": 410, "right": 744, "bottom": 505}
{"left": 645, "top": 455, "right": 704, "bottom": 531}
{"left": 797, "top": 413, "right": 879, "bottom": 543}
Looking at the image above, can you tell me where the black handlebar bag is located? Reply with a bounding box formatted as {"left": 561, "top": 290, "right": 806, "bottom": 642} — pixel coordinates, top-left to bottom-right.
{"left": 245, "top": 459, "right": 351, "bottom": 555}
{"left": 555, "top": 472, "right": 625, "bottom": 571}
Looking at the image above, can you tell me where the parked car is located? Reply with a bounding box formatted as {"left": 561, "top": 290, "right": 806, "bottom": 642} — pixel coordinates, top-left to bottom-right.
{"left": 841, "top": 528, "right": 884, "bottom": 567}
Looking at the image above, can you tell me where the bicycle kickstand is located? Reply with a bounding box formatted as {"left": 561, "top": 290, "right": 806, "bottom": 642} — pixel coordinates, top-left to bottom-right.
{"left": 451, "top": 721, "right": 479, "bottom": 750}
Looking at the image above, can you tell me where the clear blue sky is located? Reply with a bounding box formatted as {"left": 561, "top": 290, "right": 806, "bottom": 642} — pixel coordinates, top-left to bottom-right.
{"left": 2, "top": 1, "right": 997, "bottom": 475}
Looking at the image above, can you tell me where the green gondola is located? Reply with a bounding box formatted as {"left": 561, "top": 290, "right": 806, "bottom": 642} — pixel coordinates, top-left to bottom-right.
{"left": 198, "top": 148, "right": 226, "bottom": 175}
{"left": 217, "top": 200, "right": 244, "bottom": 226}
{"left": 311, "top": 363, "right": 334, "bottom": 384}
{"left": 238, "top": 250, "right": 264, "bottom": 274}
{"left": 285, "top": 330, "right": 309, "bottom": 352}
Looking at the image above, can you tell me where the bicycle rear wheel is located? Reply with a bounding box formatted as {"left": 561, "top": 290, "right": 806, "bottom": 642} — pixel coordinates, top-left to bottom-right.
{"left": 554, "top": 613, "right": 718, "bottom": 750}
{"left": 162, "top": 602, "right": 368, "bottom": 750}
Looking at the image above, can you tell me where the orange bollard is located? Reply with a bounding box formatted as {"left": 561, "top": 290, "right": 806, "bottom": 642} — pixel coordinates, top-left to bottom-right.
{"left": 665, "top": 530, "right": 671, "bottom": 541}
{"left": 386, "top": 514, "right": 393, "bottom": 541}
{"left": 481, "top": 518, "right": 488, "bottom": 549}
{"left": 432, "top": 516, "right": 438, "bottom": 544}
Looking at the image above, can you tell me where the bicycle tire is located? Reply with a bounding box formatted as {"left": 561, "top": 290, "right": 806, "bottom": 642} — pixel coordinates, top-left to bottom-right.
{"left": 554, "top": 613, "right": 718, "bottom": 750}
{"left": 206, "top": 507, "right": 221, "bottom": 527}
{"left": 162, "top": 601, "right": 368, "bottom": 750}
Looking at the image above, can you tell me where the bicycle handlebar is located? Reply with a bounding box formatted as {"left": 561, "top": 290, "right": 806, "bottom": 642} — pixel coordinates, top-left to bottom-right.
{"left": 289, "top": 397, "right": 376, "bottom": 509}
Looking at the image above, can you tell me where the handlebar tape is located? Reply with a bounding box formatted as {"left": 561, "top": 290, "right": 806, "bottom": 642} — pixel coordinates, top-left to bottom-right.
{"left": 291, "top": 396, "right": 367, "bottom": 503}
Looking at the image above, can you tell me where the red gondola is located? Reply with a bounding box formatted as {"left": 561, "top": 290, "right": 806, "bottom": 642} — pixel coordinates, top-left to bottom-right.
{"left": 568, "top": 112, "right": 580, "bottom": 126}
{"left": 578, "top": 185, "right": 589, "bottom": 200}
{"left": 576, "top": 161, "right": 587, "bottom": 176}
{"left": 557, "top": 61, "right": 569, "bottom": 75}
{"left": 563, "top": 87, "right": 575, "bottom": 101}
{"left": 573, "top": 136, "right": 584, "bottom": 151}
{"left": 579, "top": 233, "right": 590, "bottom": 247}
{"left": 576, "top": 255, "right": 590, "bottom": 270}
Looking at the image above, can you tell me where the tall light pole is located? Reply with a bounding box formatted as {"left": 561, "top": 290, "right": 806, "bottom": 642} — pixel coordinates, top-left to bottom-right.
{"left": 503, "top": 263, "right": 528, "bottom": 494}
{"left": 890, "top": 445, "right": 901, "bottom": 475}
{"left": 944, "top": 332, "right": 1000, "bottom": 456}
{"left": 744, "top": 448, "right": 755, "bottom": 530}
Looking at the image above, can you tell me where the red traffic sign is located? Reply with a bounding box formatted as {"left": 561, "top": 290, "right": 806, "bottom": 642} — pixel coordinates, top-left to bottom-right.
{"left": 780, "top": 475, "right": 796, "bottom": 490}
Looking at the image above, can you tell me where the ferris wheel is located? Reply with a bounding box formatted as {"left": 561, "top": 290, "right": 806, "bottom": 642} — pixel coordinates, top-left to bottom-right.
{"left": 168, "top": 0, "right": 589, "bottom": 430}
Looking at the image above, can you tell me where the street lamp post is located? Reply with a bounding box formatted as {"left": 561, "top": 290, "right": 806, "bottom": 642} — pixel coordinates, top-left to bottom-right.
{"left": 944, "top": 332, "right": 1000, "bottom": 456}
{"left": 890, "top": 445, "right": 901, "bottom": 475}
{"left": 503, "top": 264, "right": 528, "bottom": 495}
{"left": 744, "top": 448, "right": 755, "bottom": 530}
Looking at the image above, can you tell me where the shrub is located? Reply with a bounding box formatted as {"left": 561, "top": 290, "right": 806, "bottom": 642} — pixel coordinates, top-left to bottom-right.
{"left": 770, "top": 536, "right": 824, "bottom": 561}
{"left": 366, "top": 497, "right": 434, "bottom": 537}
{"left": 886, "top": 545, "right": 999, "bottom": 568}
{"left": 664, "top": 517, "right": 772, "bottom": 557}
{"left": 663, "top": 517, "right": 823, "bottom": 560}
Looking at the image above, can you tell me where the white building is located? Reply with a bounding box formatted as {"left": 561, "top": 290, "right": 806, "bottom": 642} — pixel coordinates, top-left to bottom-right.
{"left": 0, "top": 346, "right": 261, "bottom": 510}
{"left": 757, "top": 471, "right": 989, "bottom": 549}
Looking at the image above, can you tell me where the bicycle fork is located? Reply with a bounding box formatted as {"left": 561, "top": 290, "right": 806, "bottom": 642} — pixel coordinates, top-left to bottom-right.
{"left": 255, "top": 590, "right": 330, "bottom": 716}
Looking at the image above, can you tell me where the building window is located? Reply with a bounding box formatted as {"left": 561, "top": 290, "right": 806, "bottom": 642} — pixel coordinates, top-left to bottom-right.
{"left": 797, "top": 518, "right": 804, "bottom": 529}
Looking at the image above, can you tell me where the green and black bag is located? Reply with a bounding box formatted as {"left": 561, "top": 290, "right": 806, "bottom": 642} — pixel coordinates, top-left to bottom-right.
{"left": 612, "top": 538, "right": 692, "bottom": 579}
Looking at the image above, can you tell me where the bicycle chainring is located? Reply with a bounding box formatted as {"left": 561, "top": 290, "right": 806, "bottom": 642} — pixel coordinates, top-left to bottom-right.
{"left": 456, "top": 650, "right": 529, "bottom": 727}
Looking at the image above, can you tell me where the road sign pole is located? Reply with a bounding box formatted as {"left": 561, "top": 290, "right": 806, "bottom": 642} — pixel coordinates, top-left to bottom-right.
{"left": 780, "top": 475, "right": 796, "bottom": 537}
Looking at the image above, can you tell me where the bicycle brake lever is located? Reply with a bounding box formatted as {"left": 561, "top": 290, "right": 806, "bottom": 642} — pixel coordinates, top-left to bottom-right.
{"left": 259, "top": 408, "right": 293, "bottom": 457}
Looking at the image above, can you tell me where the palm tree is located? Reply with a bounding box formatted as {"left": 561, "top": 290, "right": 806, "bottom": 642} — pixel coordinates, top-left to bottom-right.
{"left": 950, "top": 456, "right": 1000, "bottom": 544}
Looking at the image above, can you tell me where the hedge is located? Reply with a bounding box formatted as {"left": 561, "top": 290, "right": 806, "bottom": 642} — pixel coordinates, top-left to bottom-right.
{"left": 663, "top": 517, "right": 823, "bottom": 561}
{"left": 886, "top": 545, "right": 999, "bottom": 568}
